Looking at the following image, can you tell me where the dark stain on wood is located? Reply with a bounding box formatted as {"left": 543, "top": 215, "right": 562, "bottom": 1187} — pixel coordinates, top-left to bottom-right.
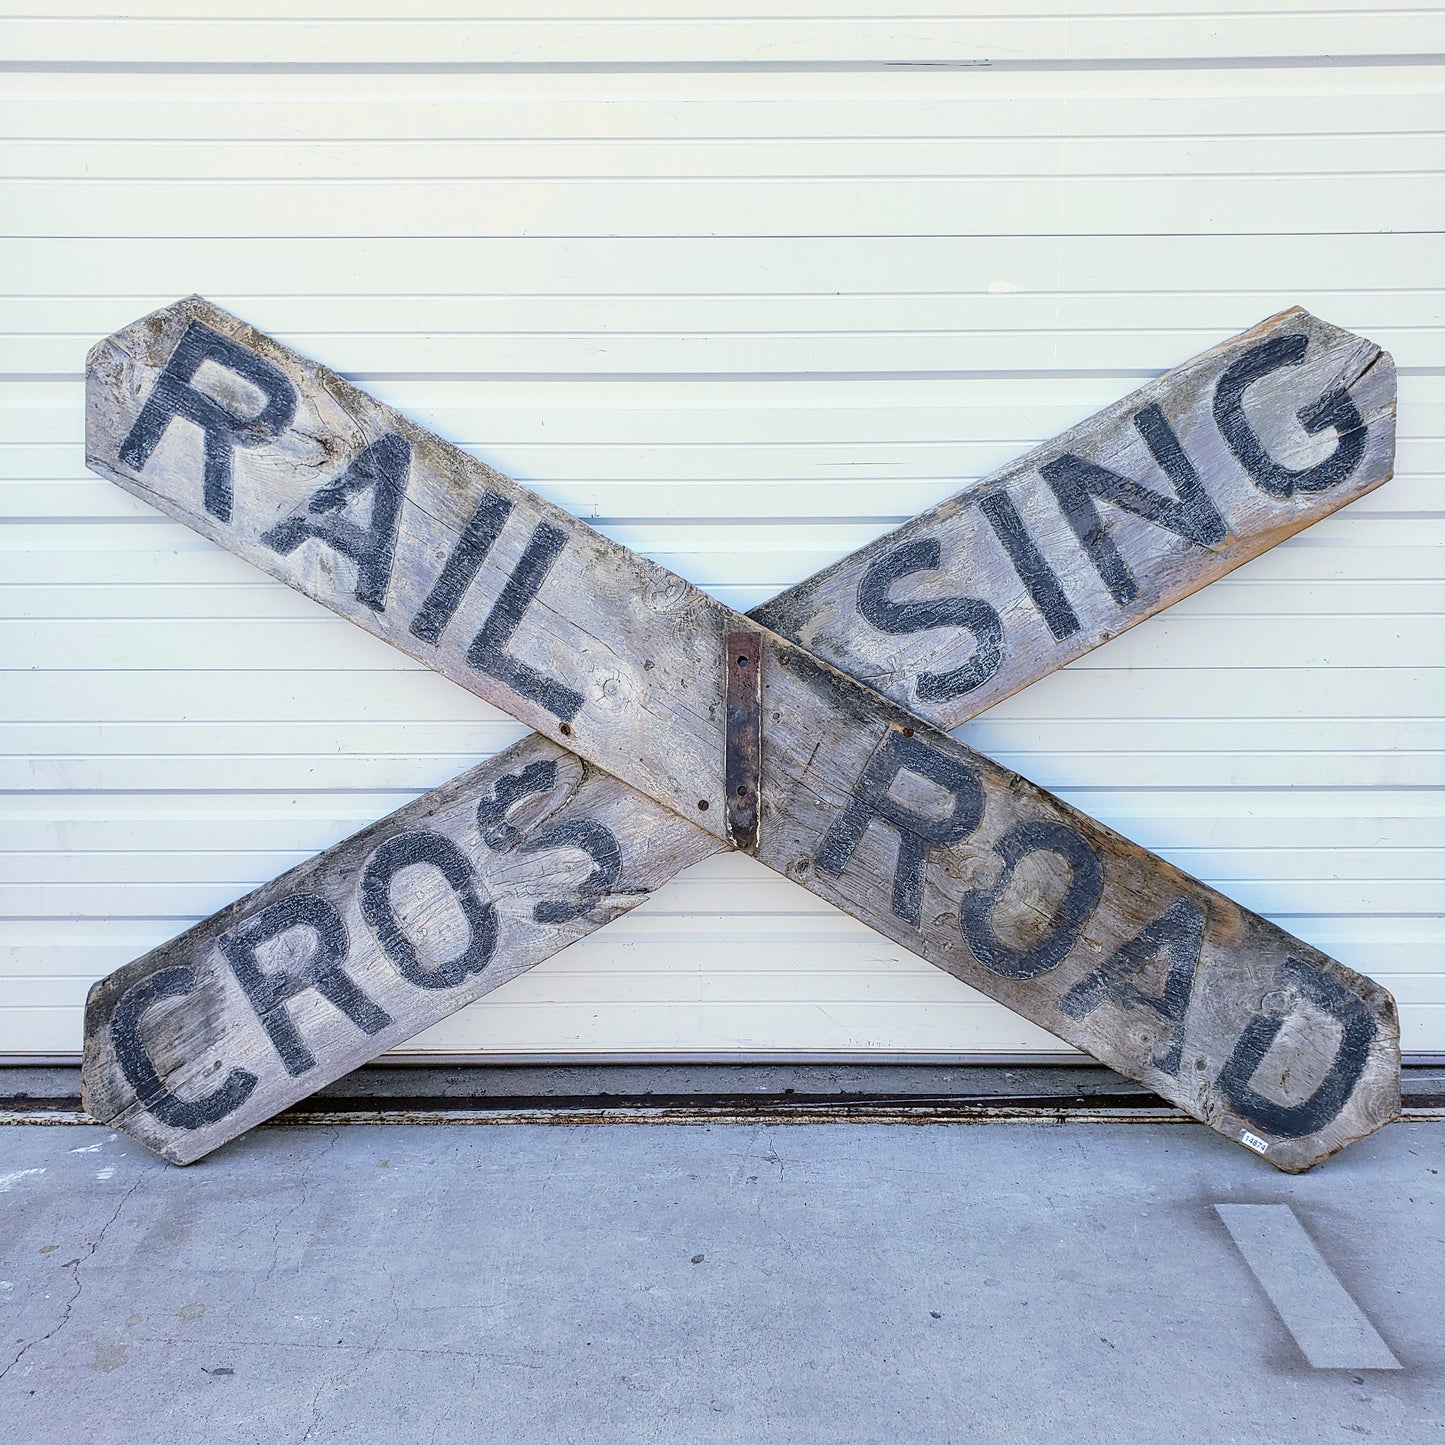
{"left": 724, "top": 629, "right": 762, "bottom": 854}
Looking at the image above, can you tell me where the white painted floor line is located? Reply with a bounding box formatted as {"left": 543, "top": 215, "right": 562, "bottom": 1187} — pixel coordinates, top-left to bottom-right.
{"left": 1215, "top": 1204, "right": 1402, "bottom": 1371}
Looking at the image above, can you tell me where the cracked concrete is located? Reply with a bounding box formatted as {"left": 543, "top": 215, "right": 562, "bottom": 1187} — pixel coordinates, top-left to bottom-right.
{"left": 1, "top": 1157, "right": 156, "bottom": 1387}
{"left": 0, "top": 1117, "right": 1441, "bottom": 1444}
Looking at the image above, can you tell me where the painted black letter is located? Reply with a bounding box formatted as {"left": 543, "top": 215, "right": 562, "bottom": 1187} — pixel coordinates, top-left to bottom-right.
{"left": 117, "top": 321, "right": 298, "bottom": 523}
{"left": 1040, "top": 404, "right": 1227, "bottom": 607}
{"left": 960, "top": 821, "right": 1102, "bottom": 979}
{"left": 977, "top": 490, "right": 1081, "bottom": 641}
{"left": 1213, "top": 333, "right": 1367, "bottom": 498}
{"left": 1059, "top": 898, "right": 1205, "bottom": 1075}
{"left": 361, "top": 831, "right": 498, "bottom": 990}
{"left": 410, "top": 490, "right": 513, "bottom": 644}
{"left": 521, "top": 819, "right": 624, "bottom": 924}
{"left": 1217, "top": 956, "right": 1380, "bottom": 1139}
{"left": 466, "top": 522, "right": 584, "bottom": 723}
{"left": 857, "top": 538, "right": 1004, "bottom": 702}
{"left": 261, "top": 433, "right": 409, "bottom": 611}
{"left": 218, "top": 895, "right": 391, "bottom": 1077}
{"left": 476, "top": 759, "right": 560, "bottom": 850}
{"left": 815, "top": 733, "right": 985, "bottom": 926}
{"left": 110, "top": 965, "right": 257, "bottom": 1130}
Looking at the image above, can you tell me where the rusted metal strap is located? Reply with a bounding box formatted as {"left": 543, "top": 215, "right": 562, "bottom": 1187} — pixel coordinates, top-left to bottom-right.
{"left": 724, "top": 629, "right": 762, "bottom": 854}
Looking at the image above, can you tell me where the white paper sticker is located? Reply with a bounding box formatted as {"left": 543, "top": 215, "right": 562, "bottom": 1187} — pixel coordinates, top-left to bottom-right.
{"left": 1239, "top": 1129, "right": 1270, "bottom": 1155}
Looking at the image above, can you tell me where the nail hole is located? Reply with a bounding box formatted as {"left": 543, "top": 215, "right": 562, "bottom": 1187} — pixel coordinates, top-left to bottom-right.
{"left": 559, "top": 722, "right": 573, "bottom": 737}
{"left": 697, "top": 800, "right": 709, "bottom": 811}
{"left": 779, "top": 654, "right": 790, "bottom": 666}
{"left": 737, "top": 655, "right": 748, "bottom": 667}
{"left": 736, "top": 785, "right": 748, "bottom": 797}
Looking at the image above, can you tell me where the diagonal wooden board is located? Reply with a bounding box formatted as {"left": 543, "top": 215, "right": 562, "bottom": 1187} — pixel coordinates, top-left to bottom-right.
{"left": 81, "top": 299, "right": 1400, "bottom": 1170}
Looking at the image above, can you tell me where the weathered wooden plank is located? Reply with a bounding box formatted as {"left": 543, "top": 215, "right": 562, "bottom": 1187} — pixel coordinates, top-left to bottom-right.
{"left": 753, "top": 642, "right": 1399, "bottom": 1174}
{"left": 86, "top": 298, "right": 740, "bottom": 842}
{"left": 82, "top": 298, "right": 1400, "bottom": 1170}
{"left": 82, "top": 736, "right": 722, "bottom": 1163}
{"left": 754, "top": 308, "right": 1397, "bottom": 726}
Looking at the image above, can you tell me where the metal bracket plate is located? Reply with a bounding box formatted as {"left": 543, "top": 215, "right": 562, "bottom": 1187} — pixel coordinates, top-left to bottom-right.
{"left": 724, "top": 629, "right": 762, "bottom": 854}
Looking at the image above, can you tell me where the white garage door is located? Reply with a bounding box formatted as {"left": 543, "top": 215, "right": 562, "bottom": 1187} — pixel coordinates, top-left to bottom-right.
{"left": 3, "top": 1, "right": 1442, "bottom": 1061}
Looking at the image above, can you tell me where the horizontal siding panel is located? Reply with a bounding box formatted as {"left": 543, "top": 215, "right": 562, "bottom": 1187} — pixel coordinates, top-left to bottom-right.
{"left": 3, "top": 953, "right": 1441, "bottom": 1016}
{"left": 4, "top": 819, "right": 1440, "bottom": 896}
{"left": 10, "top": 840, "right": 1444, "bottom": 888}
{"left": 10, "top": 326, "right": 1445, "bottom": 380}
{"left": 1, "top": 525, "right": 1438, "bottom": 583}
{"left": 3, "top": 63, "right": 1443, "bottom": 130}
{"left": 5, "top": 788, "right": 1437, "bottom": 850}
{"left": 2, "top": 965, "right": 1439, "bottom": 1057}
{"left": 2, "top": 467, "right": 1440, "bottom": 524}
{"left": 6, "top": 9, "right": 1445, "bottom": 65}
{"left": 8, "top": 465, "right": 1445, "bottom": 528}
{"left": 4, "top": 990, "right": 1432, "bottom": 1059}
{"left": 11, "top": 135, "right": 1445, "bottom": 182}
{"left": 157, "top": 997, "right": 1445, "bottom": 1059}
{"left": 8, "top": 234, "right": 1445, "bottom": 298}
{"left": 13, "top": 1, "right": 1442, "bottom": 19}
{"left": 0, "top": 1003, "right": 1073, "bottom": 1059}
{"left": 6, "top": 72, "right": 1445, "bottom": 149}
{"left": 7, "top": 375, "right": 1445, "bottom": 445}
{"left": 10, "top": 175, "right": 1445, "bottom": 237}
{"left": 8, "top": 783, "right": 1433, "bottom": 820}
{"left": 11, "top": 450, "right": 1445, "bottom": 520}
{"left": 10, "top": 293, "right": 1445, "bottom": 339}
{"left": 2, "top": 474, "right": 1440, "bottom": 526}
{"left": 6, "top": 748, "right": 1441, "bottom": 793}
{"left": 11, "top": 1, "right": 1442, "bottom": 17}
{"left": 4, "top": 613, "right": 1437, "bottom": 673}
{"left": 5, "top": 998, "right": 1437, "bottom": 1060}
{"left": 5, "top": 905, "right": 1433, "bottom": 955}
{"left": 4, "top": 719, "right": 1437, "bottom": 764}
{"left": 6, "top": 439, "right": 1445, "bottom": 498}
{"left": 4, "top": 666, "right": 1442, "bottom": 723}
{"left": 6, "top": 576, "right": 1445, "bottom": 625}
{"left": 2, "top": 878, "right": 1438, "bottom": 919}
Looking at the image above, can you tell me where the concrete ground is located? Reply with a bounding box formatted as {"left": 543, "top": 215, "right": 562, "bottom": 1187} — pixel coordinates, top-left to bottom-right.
{"left": 0, "top": 1114, "right": 1441, "bottom": 1444}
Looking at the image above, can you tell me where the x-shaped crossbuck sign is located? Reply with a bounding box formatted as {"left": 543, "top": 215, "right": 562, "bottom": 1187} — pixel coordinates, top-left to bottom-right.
{"left": 79, "top": 298, "right": 1401, "bottom": 1171}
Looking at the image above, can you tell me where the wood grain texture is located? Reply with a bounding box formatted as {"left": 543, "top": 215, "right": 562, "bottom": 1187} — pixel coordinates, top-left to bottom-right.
{"left": 86, "top": 297, "right": 743, "bottom": 841}
{"left": 82, "top": 299, "right": 1400, "bottom": 1170}
{"left": 753, "top": 643, "right": 1400, "bottom": 1174}
{"left": 754, "top": 307, "right": 1397, "bottom": 729}
{"left": 82, "top": 735, "right": 722, "bottom": 1164}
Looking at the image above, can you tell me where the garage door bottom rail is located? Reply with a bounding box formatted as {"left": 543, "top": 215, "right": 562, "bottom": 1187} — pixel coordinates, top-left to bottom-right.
{"left": 4, "top": 1063, "right": 1442, "bottom": 1131}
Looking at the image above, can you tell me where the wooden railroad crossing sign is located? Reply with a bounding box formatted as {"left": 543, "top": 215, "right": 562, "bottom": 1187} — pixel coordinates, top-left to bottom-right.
{"left": 80, "top": 298, "right": 1401, "bottom": 1171}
